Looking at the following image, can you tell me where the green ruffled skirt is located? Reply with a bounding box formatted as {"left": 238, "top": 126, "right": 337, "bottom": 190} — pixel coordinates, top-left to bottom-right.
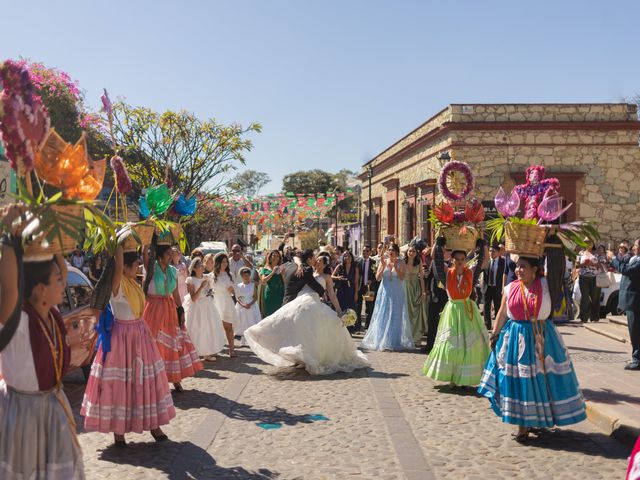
{"left": 423, "top": 298, "right": 490, "bottom": 386}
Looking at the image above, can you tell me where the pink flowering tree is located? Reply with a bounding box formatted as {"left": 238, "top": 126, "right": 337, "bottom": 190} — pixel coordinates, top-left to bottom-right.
{"left": 13, "top": 59, "right": 111, "bottom": 159}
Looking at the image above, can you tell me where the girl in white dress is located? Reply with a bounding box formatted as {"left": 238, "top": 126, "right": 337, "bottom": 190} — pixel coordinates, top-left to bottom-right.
{"left": 244, "top": 252, "right": 369, "bottom": 375}
{"left": 235, "top": 267, "right": 262, "bottom": 344}
{"left": 211, "top": 253, "right": 239, "bottom": 357}
{"left": 183, "top": 257, "right": 226, "bottom": 361}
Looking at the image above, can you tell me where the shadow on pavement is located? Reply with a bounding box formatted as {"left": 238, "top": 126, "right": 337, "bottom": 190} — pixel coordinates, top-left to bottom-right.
{"left": 173, "top": 389, "right": 320, "bottom": 427}
{"left": 433, "top": 384, "right": 482, "bottom": 397}
{"left": 519, "top": 428, "right": 631, "bottom": 459}
{"left": 195, "top": 368, "right": 229, "bottom": 381}
{"left": 568, "top": 345, "right": 628, "bottom": 355}
{"left": 581, "top": 387, "right": 640, "bottom": 405}
{"left": 98, "top": 440, "right": 284, "bottom": 479}
{"left": 267, "top": 367, "right": 408, "bottom": 382}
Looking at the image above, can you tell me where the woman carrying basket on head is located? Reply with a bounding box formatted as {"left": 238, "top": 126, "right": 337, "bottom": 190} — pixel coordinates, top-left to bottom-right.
{"left": 81, "top": 235, "right": 176, "bottom": 447}
{"left": 142, "top": 231, "right": 202, "bottom": 392}
{"left": 477, "top": 244, "right": 586, "bottom": 442}
{"left": 0, "top": 204, "right": 85, "bottom": 479}
{"left": 422, "top": 236, "right": 490, "bottom": 387}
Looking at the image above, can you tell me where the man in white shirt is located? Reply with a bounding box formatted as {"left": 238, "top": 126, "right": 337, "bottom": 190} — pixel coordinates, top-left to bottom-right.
{"left": 70, "top": 249, "right": 85, "bottom": 270}
{"left": 229, "top": 244, "right": 253, "bottom": 284}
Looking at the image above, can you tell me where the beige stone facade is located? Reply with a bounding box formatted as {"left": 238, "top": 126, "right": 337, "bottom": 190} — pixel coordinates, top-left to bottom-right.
{"left": 359, "top": 103, "right": 640, "bottom": 247}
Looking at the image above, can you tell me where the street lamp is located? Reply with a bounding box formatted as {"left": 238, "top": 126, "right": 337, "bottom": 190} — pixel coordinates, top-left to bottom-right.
{"left": 437, "top": 151, "right": 451, "bottom": 162}
{"left": 367, "top": 165, "right": 373, "bottom": 248}
{"left": 355, "top": 184, "right": 362, "bottom": 255}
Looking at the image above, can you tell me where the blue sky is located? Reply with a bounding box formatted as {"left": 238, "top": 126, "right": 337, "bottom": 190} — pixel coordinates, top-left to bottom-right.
{"left": 2, "top": 0, "right": 638, "bottom": 193}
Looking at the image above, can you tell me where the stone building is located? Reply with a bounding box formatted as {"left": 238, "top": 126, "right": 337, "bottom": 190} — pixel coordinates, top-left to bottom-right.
{"left": 359, "top": 103, "right": 640, "bottom": 247}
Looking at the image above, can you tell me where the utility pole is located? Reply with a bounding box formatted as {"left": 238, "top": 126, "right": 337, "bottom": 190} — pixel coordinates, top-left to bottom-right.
{"left": 367, "top": 165, "right": 373, "bottom": 247}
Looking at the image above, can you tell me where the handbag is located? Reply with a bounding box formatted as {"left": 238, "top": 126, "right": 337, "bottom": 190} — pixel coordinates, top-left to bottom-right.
{"left": 596, "top": 272, "right": 610, "bottom": 288}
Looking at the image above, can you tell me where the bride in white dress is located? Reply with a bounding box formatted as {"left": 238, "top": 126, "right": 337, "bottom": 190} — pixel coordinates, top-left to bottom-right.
{"left": 244, "top": 254, "right": 369, "bottom": 375}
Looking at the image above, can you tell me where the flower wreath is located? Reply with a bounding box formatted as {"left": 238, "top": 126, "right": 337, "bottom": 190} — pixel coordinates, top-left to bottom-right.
{"left": 438, "top": 161, "right": 474, "bottom": 202}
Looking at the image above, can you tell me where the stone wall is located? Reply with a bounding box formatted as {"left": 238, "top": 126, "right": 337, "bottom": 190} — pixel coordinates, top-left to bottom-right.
{"left": 449, "top": 103, "right": 637, "bottom": 123}
{"left": 362, "top": 104, "right": 640, "bottom": 246}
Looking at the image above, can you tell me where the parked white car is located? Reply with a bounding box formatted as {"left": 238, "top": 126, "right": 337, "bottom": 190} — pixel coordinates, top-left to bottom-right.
{"left": 601, "top": 271, "right": 622, "bottom": 315}
{"left": 572, "top": 271, "right": 622, "bottom": 317}
{"left": 197, "top": 241, "right": 228, "bottom": 256}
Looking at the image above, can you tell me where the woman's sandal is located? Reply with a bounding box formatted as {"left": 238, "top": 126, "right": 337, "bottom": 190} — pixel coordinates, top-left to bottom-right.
{"left": 513, "top": 430, "right": 530, "bottom": 443}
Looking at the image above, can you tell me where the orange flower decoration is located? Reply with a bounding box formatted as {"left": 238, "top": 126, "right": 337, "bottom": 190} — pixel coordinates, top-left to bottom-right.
{"left": 64, "top": 158, "right": 105, "bottom": 200}
{"left": 35, "top": 129, "right": 89, "bottom": 189}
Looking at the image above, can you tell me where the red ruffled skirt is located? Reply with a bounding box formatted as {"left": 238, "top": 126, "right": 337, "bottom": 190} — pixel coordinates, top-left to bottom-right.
{"left": 143, "top": 295, "right": 203, "bottom": 383}
{"left": 81, "top": 318, "right": 176, "bottom": 434}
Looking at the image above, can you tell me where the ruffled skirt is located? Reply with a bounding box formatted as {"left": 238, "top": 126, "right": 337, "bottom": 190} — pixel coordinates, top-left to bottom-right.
{"left": 81, "top": 318, "right": 176, "bottom": 434}
{"left": 423, "top": 299, "right": 490, "bottom": 386}
{"left": 478, "top": 319, "right": 586, "bottom": 427}
{"left": 0, "top": 382, "right": 85, "bottom": 479}
{"left": 143, "top": 295, "right": 203, "bottom": 383}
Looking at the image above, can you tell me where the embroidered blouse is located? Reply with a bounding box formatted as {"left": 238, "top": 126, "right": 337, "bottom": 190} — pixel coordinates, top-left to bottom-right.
{"left": 0, "top": 307, "right": 70, "bottom": 392}
{"left": 504, "top": 277, "right": 552, "bottom": 321}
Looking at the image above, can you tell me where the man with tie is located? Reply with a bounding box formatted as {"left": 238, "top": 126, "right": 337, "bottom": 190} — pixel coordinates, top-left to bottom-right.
{"left": 483, "top": 244, "right": 506, "bottom": 330}
{"left": 355, "top": 245, "right": 378, "bottom": 332}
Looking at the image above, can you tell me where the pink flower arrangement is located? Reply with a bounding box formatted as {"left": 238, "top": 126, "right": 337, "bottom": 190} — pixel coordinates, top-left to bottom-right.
{"left": 437, "top": 161, "right": 475, "bottom": 202}
{"left": 110, "top": 155, "right": 133, "bottom": 194}
{"left": 0, "top": 60, "right": 50, "bottom": 175}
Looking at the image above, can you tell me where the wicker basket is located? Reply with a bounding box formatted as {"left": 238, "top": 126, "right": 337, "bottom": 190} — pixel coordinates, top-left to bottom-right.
{"left": 504, "top": 222, "right": 548, "bottom": 257}
{"left": 22, "top": 204, "right": 84, "bottom": 260}
{"left": 156, "top": 222, "right": 182, "bottom": 245}
{"left": 121, "top": 222, "right": 155, "bottom": 252}
{"left": 442, "top": 226, "right": 478, "bottom": 252}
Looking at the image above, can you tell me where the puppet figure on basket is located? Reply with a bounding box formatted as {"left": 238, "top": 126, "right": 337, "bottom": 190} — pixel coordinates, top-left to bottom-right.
{"left": 513, "top": 165, "right": 560, "bottom": 220}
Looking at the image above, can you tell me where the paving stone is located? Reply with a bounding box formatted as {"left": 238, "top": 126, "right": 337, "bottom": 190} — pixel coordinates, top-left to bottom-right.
{"left": 63, "top": 339, "right": 631, "bottom": 479}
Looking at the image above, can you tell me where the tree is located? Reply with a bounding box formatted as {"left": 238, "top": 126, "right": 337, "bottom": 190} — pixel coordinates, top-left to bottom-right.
{"left": 111, "top": 102, "right": 262, "bottom": 198}
{"left": 281, "top": 168, "right": 359, "bottom": 220}
{"left": 228, "top": 169, "right": 271, "bottom": 197}
{"left": 184, "top": 195, "right": 243, "bottom": 245}
{"left": 282, "top": 169, "right": 335, "bottom": 195}
{"left": 13, "top": 59, "right": 111, "bottom": 159}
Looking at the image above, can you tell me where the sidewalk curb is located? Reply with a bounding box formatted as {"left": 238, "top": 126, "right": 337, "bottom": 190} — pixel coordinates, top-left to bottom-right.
{"left": 584, "top": 324, "right": 628, "bottom": 343}
{"left": 586, "top": 401, "right": 640, "bottom": 447}
{"left": 608, "top": 316, "right": 628, "bottom": 327}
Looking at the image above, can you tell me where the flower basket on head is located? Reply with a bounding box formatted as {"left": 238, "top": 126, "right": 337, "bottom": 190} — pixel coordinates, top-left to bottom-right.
{"left": 429, "top": 161, "right": 485, "bottom": 253}
{"left": 119, "top": 222, "right": 155, "bottom": 252}
{"left": 20, "top": 204, "right": 85, "bottom": 260}
{"left": 487, "top": 164, "right": 600, "bottom": 260}
{"left": 503, "top": 221, "right": 548, "bottom": 258}
{"left": 442, "top": 226, "right": 479, "bottom": 252}
{"left": 156, "top": 222, "right": 182, "bottom": 246}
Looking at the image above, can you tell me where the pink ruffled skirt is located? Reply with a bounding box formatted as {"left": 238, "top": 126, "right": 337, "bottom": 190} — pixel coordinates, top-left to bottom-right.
{"left": 81, "top": 318, "right": 176, "bottom": 434}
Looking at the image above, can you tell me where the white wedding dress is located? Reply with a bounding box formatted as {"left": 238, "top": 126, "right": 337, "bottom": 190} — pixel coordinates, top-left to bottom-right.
{"left": 244, "top": 274, "right": 370, "bottom": 375}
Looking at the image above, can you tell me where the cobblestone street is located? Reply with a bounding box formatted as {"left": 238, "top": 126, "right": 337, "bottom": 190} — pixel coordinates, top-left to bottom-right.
{"left": 63, "top": 337, "right": 631, "bottom": 480}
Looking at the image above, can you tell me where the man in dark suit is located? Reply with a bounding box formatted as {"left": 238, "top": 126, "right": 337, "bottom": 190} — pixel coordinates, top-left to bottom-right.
{"left": 355, "top": 245, "right": 378, "bottom": 332}
{"left": 482, "top": 244, "right": 506, "bottom": 330}
{"left": 425, "top": 240, "right": 450, "bottom": 354}
{"left": 612, "top": 239, "right": 640, "bottom": 370}
{"left": 282, "top": 249, "right": 325, "bottom": 304}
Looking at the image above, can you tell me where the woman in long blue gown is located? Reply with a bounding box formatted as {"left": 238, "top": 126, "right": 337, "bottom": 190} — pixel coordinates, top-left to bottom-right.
{"left": 361, "top": 243, "right": 414, "bottom": 351}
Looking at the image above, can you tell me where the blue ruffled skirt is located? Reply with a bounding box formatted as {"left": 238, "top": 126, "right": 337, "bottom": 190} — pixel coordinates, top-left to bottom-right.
{"left": 478, "top": 319, "right": 586, "bottom": 427}
{"left": 361, "top": 274, "right": 414, "bottom": 351}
